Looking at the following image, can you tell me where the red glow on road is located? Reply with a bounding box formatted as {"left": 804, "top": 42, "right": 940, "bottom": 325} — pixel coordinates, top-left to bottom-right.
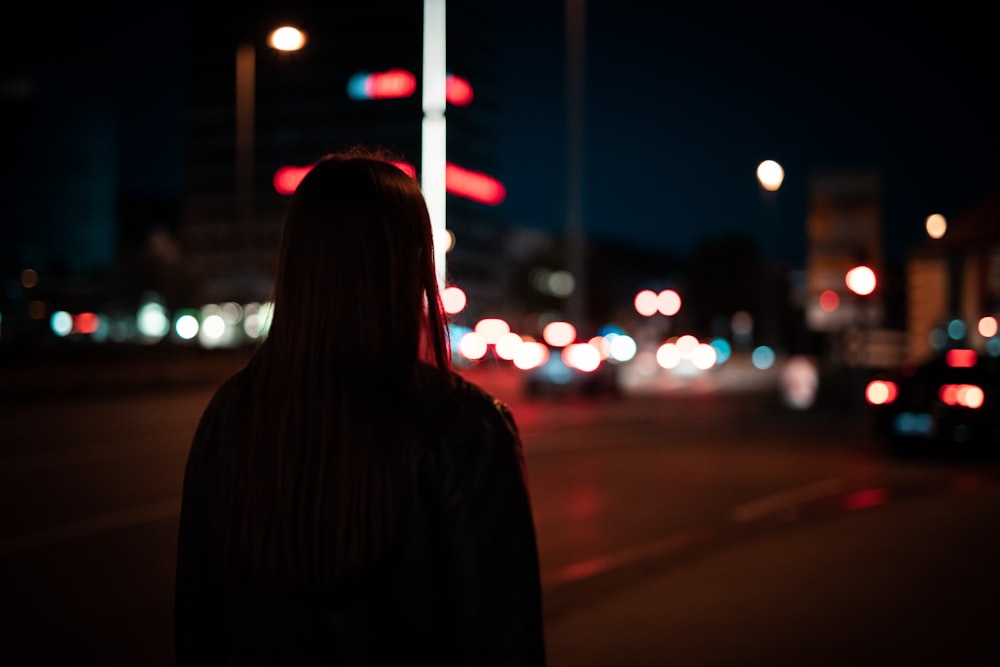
{"left": 842, "top": 488, "right": 888, "bottom": 511}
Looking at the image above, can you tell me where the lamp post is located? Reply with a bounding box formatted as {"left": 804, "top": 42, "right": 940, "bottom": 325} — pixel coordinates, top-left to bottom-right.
{"left": 755, "top": 159, "right": 784, "bottom": 348}
{"left": 234, "top": 26, "right": 305, "bottom": 284}
{"left": 845, "top": 264, "right": 877, "bottom": 406}
{"left": 423, "top": 0, "right": 447, "bottom": 291}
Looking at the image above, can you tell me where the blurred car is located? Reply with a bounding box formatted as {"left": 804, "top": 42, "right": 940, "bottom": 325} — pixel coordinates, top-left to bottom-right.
{"left": 522, "top": 352, "right": 621, "bottom": 398}
{"left": 865, "top": 348, "right": 1000, "bottom": 458}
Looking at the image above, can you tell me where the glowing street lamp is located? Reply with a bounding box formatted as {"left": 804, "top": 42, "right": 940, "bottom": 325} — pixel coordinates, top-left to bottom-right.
{"left": 756, "top": 159, "right": 785, "bottom": 192}
{"left": 925, "top": 213, "right": 947, "bottom": 239}
{"left": 845, "top": 265, "right": 877, "bottom": 296}
{"left": 235, "top": 25, "right": 306, "bottom": 266}
{"left": 268, "top": 26, "right": 306, "bottom": 51}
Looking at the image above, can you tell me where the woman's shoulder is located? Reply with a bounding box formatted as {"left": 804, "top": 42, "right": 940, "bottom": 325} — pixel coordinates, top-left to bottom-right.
{"left": 416, "top": 366, "right": 521, "bottom": 456}
{"left": 417, "top": 364, "right": 512, "bottom": 417}
{"left": 191, "top": 367, "right": 253, "bottom": 446}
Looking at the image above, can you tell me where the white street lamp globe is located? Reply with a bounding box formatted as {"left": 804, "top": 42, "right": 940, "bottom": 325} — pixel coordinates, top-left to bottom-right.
{"left": 756, "top": 160, "right": 785, "bottom": 192}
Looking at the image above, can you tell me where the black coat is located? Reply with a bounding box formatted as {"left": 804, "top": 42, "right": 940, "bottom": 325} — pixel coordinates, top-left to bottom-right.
{"left": 175, "top": 367, "right": 546, "bottom": 666}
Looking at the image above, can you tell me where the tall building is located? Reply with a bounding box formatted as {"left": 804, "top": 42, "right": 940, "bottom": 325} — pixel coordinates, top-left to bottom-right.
{"left": 180, "top": 3, "right": 509, "bottom": 308}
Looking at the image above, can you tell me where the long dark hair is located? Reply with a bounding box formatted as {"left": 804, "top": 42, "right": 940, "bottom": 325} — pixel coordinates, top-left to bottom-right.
{"left": 217, "top": 150, "right": 451, "bottom": 593}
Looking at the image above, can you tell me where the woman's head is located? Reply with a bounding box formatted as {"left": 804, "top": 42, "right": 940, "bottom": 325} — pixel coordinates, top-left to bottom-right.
{"left": 265, "top": 150, "right": 449, "bottom": 373}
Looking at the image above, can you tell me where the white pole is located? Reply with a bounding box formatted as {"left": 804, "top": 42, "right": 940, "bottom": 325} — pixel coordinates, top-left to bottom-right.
{"left": 422, "top": 0, "right": 448, "bottom": 290}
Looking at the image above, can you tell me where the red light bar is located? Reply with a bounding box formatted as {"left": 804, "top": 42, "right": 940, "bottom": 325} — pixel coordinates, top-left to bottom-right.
{"left": 938, "top": 383, "right": 985, "bottom": 408}
{"left": 946, "top": 349, "right": 977, "bottom": 368}
{"left": 446, "top": 74, "right": 474, "bottom": 106}
{"left": 273, "top": 161, "right": 506, "bottom": 206}
{"left": 347, "top": 68, "right": 416, "bottom": 100}
{"left": 445, "top": 163, "right": 506, "bottom": 205}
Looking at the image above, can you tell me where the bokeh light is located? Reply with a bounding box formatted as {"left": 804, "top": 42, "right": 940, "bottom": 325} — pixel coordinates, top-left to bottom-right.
{"left": 542, "top": 321, "right": 576, "bottom": 347}
{"left": 756, "top": 159, "right": 784, "bottom": 191}
{"left": 690, "top": 343, "right": 717, "bottom": 370}
{"left": 50, "top": 310, "right": 73, "bottom": 337}
{"left": 710, "top": 337, "right": 731, "bottom": 364}
{"left": 845, "top": 266, "right": 876, "bottom": 296}
{"left": 634, "top": 289, "right": 659, "bottom": 317}
{"left": 819, "top": 289, "right": 840, "bottom": 312}
{"left": 925, "top": 213, "right": 947, "bottom": 239}
{"left": 977, "top": 316, "right": 997, "bottom": 338}
{"left": 865, "top": 380, "right": 899, "bottom": 405}
{"left": 442, "top": 286, "right": 467, "bottom": 314}
{"left": 655, "top": 342, "right": 681, "bottom": 369}
{"left": 751, "top": 345, "right": 776, "bottom": 370}
{"left": 563, "top": 343, "right": 601, "bottom": 372}
{"left": 459, "top": 331, "right": 488, "bottom": 360}
{"left": 269, "top": 26, "right": 306, "bottom": 51}
{"left": 606, "top": 334, "right": 637, "bottom": 362}
{"left": 494, "top": 332, "right": 523, "bottom": 360}
{"left": 137, "top": 299, "right": 169, "bottom": 341}
{"left": 513, "top": 341, "right": 549, "bottom": 370}
{"left": 947, "top": 319, "right": 966, "bottom": 341}
{"left": 656, "top": 289, "right": 681, "bottom": 316}
{"left": 20, "top": 268, "right": 38, "bottom": 289}
{"left": 474, "top": 318, "right": 510, "bottom": 344}
{"left": 175, "top": 314, "right": 199, "bottom": 340}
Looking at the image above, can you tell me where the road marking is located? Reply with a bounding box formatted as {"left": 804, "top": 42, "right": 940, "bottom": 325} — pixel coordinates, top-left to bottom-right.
{"left": 543, "top": 478, "right": 845, "bottom": 589}
{"left": 544, "top": 525, "right": 718, "bottom": 588}
{"left": 729, "top": 477, "right": 844, "bottom": 523}
{"left": 0, "top": 498, "right": 180, "bottom": 555}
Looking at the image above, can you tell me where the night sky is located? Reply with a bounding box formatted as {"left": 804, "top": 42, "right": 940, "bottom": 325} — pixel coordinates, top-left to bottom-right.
{"left": 7, "top": 2, "right": 998, "bottom": 270}
{"left": 495, "top": 0, "right": 1000, "bottom": 266}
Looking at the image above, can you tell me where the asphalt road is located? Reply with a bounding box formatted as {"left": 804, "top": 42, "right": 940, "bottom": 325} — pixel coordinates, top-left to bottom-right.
{"left": 1, "top": 366, "right": 998, "bottom": 666}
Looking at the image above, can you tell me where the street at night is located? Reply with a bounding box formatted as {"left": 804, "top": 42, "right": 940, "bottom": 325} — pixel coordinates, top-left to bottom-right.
{"left": 2, "top": 363, "right": 997, "bottom": 666}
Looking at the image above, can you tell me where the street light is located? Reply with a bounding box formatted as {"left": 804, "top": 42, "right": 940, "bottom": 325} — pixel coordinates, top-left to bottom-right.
{"left": 756, "top": 159, "right": 784, "bottom": 192}
{"left": 755, "top": 159, "right": 784, "bottom": 347}
{"left": 845, "top": 265, "right": 877, "bottom": 297}
{"left": 269, "top": 26, "right": 307, "bottom": 51}
{"left": 925, "top": 213, "right": 947, "bottom": 239}
{"left": 235, "top": 26, "right": 306, "bottom": 285}
{"left": 845, "top": 264, "right": 877, "bottom": 370}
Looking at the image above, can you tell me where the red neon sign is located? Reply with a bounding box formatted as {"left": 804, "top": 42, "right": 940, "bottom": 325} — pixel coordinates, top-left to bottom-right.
{"left": 445, "top": 163, "right": 506, "bottom": 205}
{"left": 347, "top": 68, "right": 417, "bottom": 100}
{"left": 446, "top": 74, "right": 474, "bottom": 106}
{"left": 273, "top": 161, "right": 506, "bottom": 206}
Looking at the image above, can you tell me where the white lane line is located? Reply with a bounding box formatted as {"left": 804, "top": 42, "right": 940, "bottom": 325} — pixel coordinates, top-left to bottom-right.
{"left": 0, "top": 497, "right": 181, "bottom": 555}
{"left": 729, "top": 477, "right": 843, "bottom": 524}
{"left": 544, "top": 525, "right": 718, "bottom": 588}
{"left": 543, "top": 478, "right": 847, "bottom": 589}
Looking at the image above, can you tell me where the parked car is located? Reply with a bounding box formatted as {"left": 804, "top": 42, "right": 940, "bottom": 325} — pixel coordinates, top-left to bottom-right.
{"left": 865, "top": 348, "right": 1000, "bottom": 458}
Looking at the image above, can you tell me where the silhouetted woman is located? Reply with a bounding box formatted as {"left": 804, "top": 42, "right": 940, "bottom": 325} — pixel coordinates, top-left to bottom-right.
{"left": 175, "top": 151, "right": 546, "bottom": 665}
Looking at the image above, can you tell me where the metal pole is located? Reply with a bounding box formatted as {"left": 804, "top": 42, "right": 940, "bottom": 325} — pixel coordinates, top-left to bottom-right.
{"left": 422, "top": 0, "right": 448, "bottom": 290}
{"left": 235, "top": 43, "right": 255, "bottom": 279}
{"left": 566, "top": 0, "right": 586, "bottom": 327}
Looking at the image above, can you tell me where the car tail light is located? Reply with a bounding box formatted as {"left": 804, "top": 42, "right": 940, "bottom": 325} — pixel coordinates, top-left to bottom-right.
{"left": 866, "top": 380, "right": 898, "bottom": 405}
{"left": 946, "top": 349, "right": 978, "bottom": 368}
{"left": 938, "top": 384, "right": 984, "bottom": 409}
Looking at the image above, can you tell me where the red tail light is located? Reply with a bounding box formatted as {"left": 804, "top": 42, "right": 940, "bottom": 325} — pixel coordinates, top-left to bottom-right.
{"left": 938, "top": 384, "right": 984, "bottom": 409}
{"left": 946, "top": 349, "right": 978, "bottom": 368}
{"left": 866, "top": 380, "right": 898, "bottom": 405}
